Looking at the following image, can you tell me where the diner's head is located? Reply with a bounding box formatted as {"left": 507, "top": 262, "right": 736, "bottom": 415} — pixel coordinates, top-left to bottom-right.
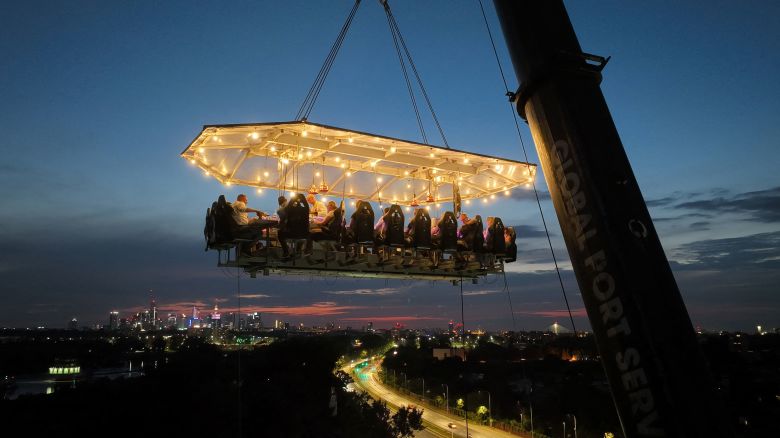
{"left": 237, "top": 194, "right": 248, "bottom": 203}
{"left": 459, "top": 213, "right": 469, "bottom": 223}
{"left": 306, "top": 194, "right": 316, "bottom": 205}
{"left": 327, "top": 201, "right": 337, "bottom": 211}
{"left": 277, "top": 196, "right": 286, "bottom": 206}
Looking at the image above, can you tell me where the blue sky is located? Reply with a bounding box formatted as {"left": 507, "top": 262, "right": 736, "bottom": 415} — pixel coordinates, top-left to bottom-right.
{"left": 1, "top": 0, "right": 778, "bottom": 330}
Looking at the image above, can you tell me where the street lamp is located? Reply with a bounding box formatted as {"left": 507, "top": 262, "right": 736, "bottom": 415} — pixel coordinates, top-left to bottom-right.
{"left": 569, "top": 414, "right": 577, "bottom": 438}
{"left": 563, "top": 420, "right": 566, "bottom": 438}
{"left": 442, "top": 384, "right": 449, "bottom": 414}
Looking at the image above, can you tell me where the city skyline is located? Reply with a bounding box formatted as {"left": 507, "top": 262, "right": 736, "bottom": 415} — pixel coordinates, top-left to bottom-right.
{"left": 1, "top": 1, "right": 779, "bottom": 331}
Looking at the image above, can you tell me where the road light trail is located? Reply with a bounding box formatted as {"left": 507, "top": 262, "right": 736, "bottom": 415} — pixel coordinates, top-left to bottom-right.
{"left": 347, "top": 359, "right": 525, "bottom": 438}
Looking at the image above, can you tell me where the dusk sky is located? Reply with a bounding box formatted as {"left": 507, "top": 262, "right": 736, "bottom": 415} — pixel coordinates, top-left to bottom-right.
{"left": 1, "top": 0, "right": 778, "bottom": 331}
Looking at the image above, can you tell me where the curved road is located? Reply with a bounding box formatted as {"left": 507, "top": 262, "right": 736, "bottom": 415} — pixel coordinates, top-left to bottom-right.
{"left": 348, "top": 360, "right": 524, "bottom": 438}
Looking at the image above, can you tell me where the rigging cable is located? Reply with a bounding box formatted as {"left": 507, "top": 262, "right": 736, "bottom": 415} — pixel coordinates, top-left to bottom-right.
{"left": 236, "top": 250, "right": 243, "bottom": 437}
{"left": 382, "top": 2, "right": 428, "bottom": 144}
{"left": 382, "top": 1, "right": 449, "bottom": 148}
{"left": 458, "top": 275, "right": 470, "bottom": 437}
{"left": 295, "top": 0, "right": 362, "bottom": 121}
{"left": 477, "top": 0, "right": 577, "bottom": 333}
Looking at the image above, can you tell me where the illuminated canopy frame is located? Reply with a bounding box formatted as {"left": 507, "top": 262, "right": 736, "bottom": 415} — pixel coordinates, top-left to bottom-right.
{"left": 181, "top": 121, "right": 536, "bottom": 205}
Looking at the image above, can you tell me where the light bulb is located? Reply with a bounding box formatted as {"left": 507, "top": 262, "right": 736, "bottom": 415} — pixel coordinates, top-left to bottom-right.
{"left": 404, "top": 170, "right": 409, "bottom": 176}
{"left": 490, "top": 194, "right": 496, "bottom": 199}
{"left": 298, "top": 153, "right": 303, "bottom": 159}
{"left": 306, "top": 151, "right": 312, "bottom": 157}
{"left": 429, "top": 153, "right": 435, "bottom": 158}
{"left": 264, "top": 171, "right": 269, "bottom": 177}
{"left": 270, "top": 145, "right": 276, "bottom": 152}
{"left": 348, "top": 137, "right": 354, "bottom": 143}
{"left": 376, "top": 177, "right": 382, "bottom": 183}
{"left": 335, "top": 156, "right": 340, "bottom": 162}
{"left": 189, "top": 159, "right": 195, "bottom": 164}
{"left": 465, "top": 200, "right": 470, "bottom": 205}
{"left": 390, "top": 146, "right": 396, "bottom": 153}
{"left": 463, "top": 158, "right": 469, "bottom": 164}
{"left": 251, "top": 132, "right": 259, "bottom": 140}
{"left": 315, "top": 172, "right": 320, "bottom": 177}
{"left": 198, "top": 147, "right": 204, "bottom": 153}
{"left": 346, "top": 171, "right": 352, "bottom": 177}
{"left": 504, "top": 190, "right": 510, "bottom": 196}
{"left": 301, "top": 130, "right": 308, "bottom": 137}
{"left": 256, "top": 188, "right": 263, "bottom": 194}
{"left": 340, "top": 163, "right": 346, "bottom": 168}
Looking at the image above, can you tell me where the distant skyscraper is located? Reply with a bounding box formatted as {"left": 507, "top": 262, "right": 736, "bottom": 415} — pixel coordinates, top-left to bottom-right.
{"left": 150, "top": 297, "right": 158, "bottom": 328}
{"left": 448, "top": 321, "right": 454, "bottom": 334}
{"left": 167, "top": 313, "right": 177, "bottom": 328}
{"left": 367, "top": 321, "right": 373, "bottom": 332}
{"left": 68, "top": 318, "right": 78, "bottom": 330}
{"left": 109, "top": 311, "right": 119, "bottom": 330}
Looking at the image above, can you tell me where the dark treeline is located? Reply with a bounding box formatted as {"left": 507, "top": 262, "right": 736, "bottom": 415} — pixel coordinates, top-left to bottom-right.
{"left": 382, "top": 332, "right": 780, "bottom": 438}
{"left": 0, "top": 334, "right": 421, "bottom": 438}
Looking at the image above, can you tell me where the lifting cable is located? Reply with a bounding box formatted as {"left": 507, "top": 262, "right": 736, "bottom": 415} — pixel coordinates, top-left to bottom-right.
{"left": 477, "top": 0, "right": 577, "bottom": 333}
{"left": 235, "top": 252, "right": 243, "bottom": 437}
{"left": 382, "top": 2, "right": 427, "bottom": 144}
{"left": 381, "top": 0, "right": 449, "bottom": 148}
{"left": 458, "top": 275, "right": 470, "bottom": 437}
{"left": 295, "top": 0, "right": 362, "bottom": 121}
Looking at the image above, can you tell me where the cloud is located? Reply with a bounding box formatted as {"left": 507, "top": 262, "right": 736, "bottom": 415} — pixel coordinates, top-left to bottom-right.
{"left": 238, "top": 294, "right": 272, "bottom": 299}
{"left": 671, "top": 231, "right": 780, "bottom": 269}
{"left": 341, "top": 315, "right": 445, "bottom": 322}
{"left": 462, "top": 290, "right": 501, "bottom": 296}
{"left": 323, "top": 288, "right": 400, "bottom": 296}
{"left": 666, "top": 186, "right": 780, "bottom": 223}
{"left": 510, "top": 189, "right": 550, "bottom": 202}
{"left": 506, "top": 224, "right": 552, "bottom": 239}
{"left": 515, "top": 308, "right": 588, "bottom": 318}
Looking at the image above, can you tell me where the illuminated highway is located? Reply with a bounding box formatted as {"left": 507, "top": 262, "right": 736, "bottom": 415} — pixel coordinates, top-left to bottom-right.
{"left": 348, "top": 360, "right": 525, "bottom": 438}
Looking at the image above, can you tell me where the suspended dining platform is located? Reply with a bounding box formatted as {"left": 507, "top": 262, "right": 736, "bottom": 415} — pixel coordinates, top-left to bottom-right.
{"left": 182, "top": 120, "right": 535, "bottom": 281}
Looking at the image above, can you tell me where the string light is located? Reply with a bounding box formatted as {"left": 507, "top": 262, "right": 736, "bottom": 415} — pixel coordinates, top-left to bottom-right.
{"left": 256, "top": 188, "right": 263, "bottom": 194}
{"left": 335, "top": 156, "right": 340, "bottom": 162}
{"left": 404, "top": 170, "right": 409, "bottom": 176}
{"left": 306, "top": 150, "right": 312, "bottom": 158}
{"left": 482, "top": 198, "right": 488, "bottom": 204}
{"left": 264, "top": 171, "right": 269, "bottom": 177}
{"left": 348, "top": 138, "right": 354, "bottom": 143}
{"left": 198, "top": 147, "right": 204, "bottom": 153}
{"left": 315, "top": 172, "right": 320, "bottom": 177}
{"left": 490, "top": 194, "right": 496, "bottom": 199}
{"left": 346, "top": 171, "right": 352, "bottom": 177}
{"left": 302, "top": 130, "right": 308, "bottom": 137}
{"left": 463, "top": 158, "right": 469, "bottom": 164}
{"left": 376, "top": 177, "right": 383, "bottom": 183}
{"left": 251, "top": 132, "right": 259, "bottom": 140}
{"left": 390, "top": 146, "right": 396, "bottom": 153}
{"left": 189, "top": 159, "right": 195, "bottom": 164}
{"left": 204, "top": 171, "right": 210, "bottom": 176}
{"left": 270, "top": 145, "right": 276, "bottom": 152}
{"left": 504, "top": 190, "right": 510, "bottom": 196}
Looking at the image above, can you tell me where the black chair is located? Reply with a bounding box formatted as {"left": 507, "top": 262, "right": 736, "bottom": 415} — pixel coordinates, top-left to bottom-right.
{"left": 410, "top": 209, "right": 432, "bottom": 249}
{"left": 485, "top": 217, "right": 507, "bottom": 256}
{"left": 438, "top": 211, "right": 458, "bottom": 254}
{"left": 280, "top": 194, "right": 310, "bottom": 258}
{"left": 350, "top": 201, "right": 375, "bottom": 255}
{"left": 384, "top": 204, "right": 405, "bottom": 246}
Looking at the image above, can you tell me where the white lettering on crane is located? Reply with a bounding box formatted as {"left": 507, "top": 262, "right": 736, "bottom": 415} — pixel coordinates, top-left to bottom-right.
{"left": 550, "top": 139, "right": 662, "bottom": 436}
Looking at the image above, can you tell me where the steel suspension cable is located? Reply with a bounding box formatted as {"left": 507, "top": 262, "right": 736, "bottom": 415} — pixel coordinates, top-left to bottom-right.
{"left": 296, "top": 0, "right": 362, "bottom": 121}
{"left": 458, "top": 276, "right": 470, "bottom": 437}
{"left": 477, "top": 0, "right": 577, "bottom": 333}
{"left": 383, "top": 4, "right": 449, "bottom": 148}
{"left": 383, "top": 5, "right": 428, "bottom": 144}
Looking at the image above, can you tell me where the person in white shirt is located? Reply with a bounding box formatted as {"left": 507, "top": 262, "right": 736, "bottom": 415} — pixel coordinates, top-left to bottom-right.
{"left": 232, "top": 194, "right": 265, "bottom": 225}
{"left": 306, "top": 194, "right": 327, "bottom": 217}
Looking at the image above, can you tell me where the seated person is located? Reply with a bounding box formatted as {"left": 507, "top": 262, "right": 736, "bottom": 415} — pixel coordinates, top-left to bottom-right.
{"left": 504, "top": 226, "right": 518, "bottom": 262}
{"left": 305, "top": 201, "right": 338, "bottom": 253}
{"left": 457, "top": 212, "right": 479, "bottom": 250}
{"left": 430, "top": 216, "right": 441, "bottom": 247}
{"left": 483, "top": 216, "right": 495, "bottom": 240}
{"left": 307, "top": 194, "right": 327, "bottom": 217}
{"left": 276, "top": 196, "right": 289, "bottom": 256}
{"left": 232, "top": 194, "right": 266, "bottom": 225}
{"left": 374, "top": 207, "right": 390, "bottom": 244}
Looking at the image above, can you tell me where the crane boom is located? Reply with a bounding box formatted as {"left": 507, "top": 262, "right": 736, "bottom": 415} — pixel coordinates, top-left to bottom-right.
{"left": 492, "top": 1, "right": 732, "bottom": 436}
